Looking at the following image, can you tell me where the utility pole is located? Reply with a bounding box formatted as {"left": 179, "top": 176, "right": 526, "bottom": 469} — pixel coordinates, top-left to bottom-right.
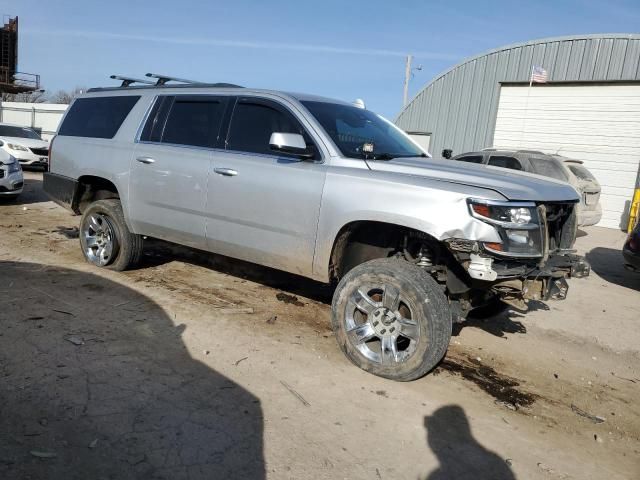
{"left": 403, "top": 54, "right": 412, "bottom": 107}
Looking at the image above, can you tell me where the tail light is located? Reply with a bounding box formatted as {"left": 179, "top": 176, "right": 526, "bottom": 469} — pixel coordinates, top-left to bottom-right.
{"left": 48, "top": 135, "right": 56, "bottom": 171}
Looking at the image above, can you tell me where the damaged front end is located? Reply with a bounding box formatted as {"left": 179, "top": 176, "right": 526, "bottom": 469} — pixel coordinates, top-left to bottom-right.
{"left": 445, "top": 199, "right": 590, "bottom": 313}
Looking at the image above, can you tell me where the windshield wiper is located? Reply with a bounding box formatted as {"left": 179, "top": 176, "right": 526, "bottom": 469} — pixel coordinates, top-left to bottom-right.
{"left": 371, "top": 153, "right": 396, "bottom": 160}
{"left": 369, "top": 152, "right": 428, "bottom": 160}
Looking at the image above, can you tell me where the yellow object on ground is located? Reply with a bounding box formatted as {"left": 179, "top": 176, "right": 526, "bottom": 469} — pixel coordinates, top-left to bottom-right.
{"left": 628, "top": 188, "right": 640, "bottom": 232}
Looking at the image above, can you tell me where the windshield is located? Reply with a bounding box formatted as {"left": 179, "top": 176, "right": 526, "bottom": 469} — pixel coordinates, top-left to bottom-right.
{"left": 301, "top": 101, "right": 425, "bottom": 159}
{"left": 0, "top": 125, "right": 41, "bottom": 140}
{"left": 529, "top": 157, "right": 569, "bottom": 181}
{"left": 567, "top": 164, "right": 597, "bottom": 182}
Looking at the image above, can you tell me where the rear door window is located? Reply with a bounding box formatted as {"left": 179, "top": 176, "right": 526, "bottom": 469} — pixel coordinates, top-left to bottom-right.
{"left": 160, "top": 96, "right": 228, "bottom": 148}
{"left": 455, "top": 155, "right": 484, "bottom": 164}
{"left": 488, "top": 155, "right": 523, "bottom": 170}
{"left": 226, "top": 98, "right": 311, "bottom": 156}
{"left": 58, "top": 96, "right": 140, "bottom": 138}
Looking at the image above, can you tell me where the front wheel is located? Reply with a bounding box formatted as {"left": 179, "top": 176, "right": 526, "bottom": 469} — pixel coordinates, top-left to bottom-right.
{"left": 79, "top": 199, "right": 143, "bottom": 271}
{"left": 331, "top": 258, "right": 452, "bottom": 381}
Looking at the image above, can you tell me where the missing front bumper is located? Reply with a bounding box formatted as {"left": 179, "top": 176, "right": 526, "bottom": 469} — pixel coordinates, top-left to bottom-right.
{"left": 491, "top": 253, "right": 590, "bottom": 309}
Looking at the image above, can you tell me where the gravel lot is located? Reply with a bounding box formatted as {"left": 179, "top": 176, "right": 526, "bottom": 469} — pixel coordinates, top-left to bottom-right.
{"left": 1, "top": 171, "right": 639, "bottom": 479}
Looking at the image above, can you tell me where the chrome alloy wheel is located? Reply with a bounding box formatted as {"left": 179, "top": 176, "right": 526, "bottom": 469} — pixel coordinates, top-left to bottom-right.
{"left": 82, "top": 213, "right": 116, "bottom": 266}
{"left": 344, "top": 284, "right": 420, "bottom": 365}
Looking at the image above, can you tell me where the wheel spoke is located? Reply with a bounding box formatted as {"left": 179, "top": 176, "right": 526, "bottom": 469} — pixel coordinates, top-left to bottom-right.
{"left": 347, "top": 322, "right": 376, "bottom": 345}
{"left": 85, "top": 236, "right": 99, "bottom": 248}
{"left": 353, "top": 289, "right": 379, "bottom": 315}
{"left": 88, "top": 215, "right": 102, "bottom": 234}
{"left": 398, "top": 317, "right": 419, "bottom": 340}
{"left": 101, "top": 241, "right": 113, "bottom": 261}
{"left": 382, "top": 284, "right": 401, "bottom": 311}
{"left": 381, "top": 336, "right": 398, "bottom": 364}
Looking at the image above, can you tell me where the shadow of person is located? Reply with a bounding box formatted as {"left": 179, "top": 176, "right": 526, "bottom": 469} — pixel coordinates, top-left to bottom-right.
{"left": 424, "top": 405, "right": 515, "bottom": 480}
{"left": 0, "top": 261, "right": 264, "bottom": 479}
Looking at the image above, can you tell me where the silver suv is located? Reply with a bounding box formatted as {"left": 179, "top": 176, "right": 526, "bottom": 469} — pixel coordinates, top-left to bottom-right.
{"left": 43, "top": 77, "right": 589, "bottom": 380}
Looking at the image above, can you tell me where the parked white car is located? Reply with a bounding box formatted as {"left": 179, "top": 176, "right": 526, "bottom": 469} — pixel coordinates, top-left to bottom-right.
{"left": 0, "top": 123, "right": 50, "bottom": 170}
{"left": 0, "top": 148, "right": 23, "bottom": 200}
{"left": 451, "top": 149, "right": 602, "bottom": 226}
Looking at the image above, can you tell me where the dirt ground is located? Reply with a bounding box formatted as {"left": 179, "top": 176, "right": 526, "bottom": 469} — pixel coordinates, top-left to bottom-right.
{"left": 1, "top": 171, "right": 639, "bottom": 480}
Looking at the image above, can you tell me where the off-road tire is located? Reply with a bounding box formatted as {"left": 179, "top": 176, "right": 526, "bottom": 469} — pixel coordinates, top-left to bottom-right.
{"left": 79, "top": 199, "right": 143, "bottom": 271}
{"left": 331, "top": 258, "right": 452, "bottom": 381}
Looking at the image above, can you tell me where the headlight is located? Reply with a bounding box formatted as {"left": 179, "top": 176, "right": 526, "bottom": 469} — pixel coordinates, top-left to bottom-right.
{"left": 468, "top": 199, "right": 544, "bottom": 257}
{"left": 7, "top": 143, "right": 29, "bottom": 151}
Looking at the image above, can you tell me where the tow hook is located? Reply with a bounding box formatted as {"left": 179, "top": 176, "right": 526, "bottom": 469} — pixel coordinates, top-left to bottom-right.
{"left": 546, "top": 277, "right": 569, "bottom": 300}
{"left": 570, "top": 258, "right": 591, "bottom": 278}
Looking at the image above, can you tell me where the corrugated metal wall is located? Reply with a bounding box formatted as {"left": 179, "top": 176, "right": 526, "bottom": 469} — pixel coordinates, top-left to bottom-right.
{"left": 395, "top": 34, "right": 640, "bottom": 159}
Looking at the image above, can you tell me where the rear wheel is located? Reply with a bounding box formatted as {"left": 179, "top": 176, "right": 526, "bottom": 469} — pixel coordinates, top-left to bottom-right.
{"left": 79, "top": 199, "right": 143, "bottom": 271}
{"left": 331, "top": 258, "right": 452, "bottom": 381}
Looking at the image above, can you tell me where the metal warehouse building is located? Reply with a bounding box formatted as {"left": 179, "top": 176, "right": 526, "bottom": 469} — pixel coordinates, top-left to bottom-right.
{"left": 396, "top": 34, "right": 640, "bottom": 229}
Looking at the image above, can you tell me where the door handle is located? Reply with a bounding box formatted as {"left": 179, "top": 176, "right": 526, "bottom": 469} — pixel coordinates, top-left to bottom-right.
{"left": 214, "top": 168, "right": 238, "bottom": 177}
{"left": 136, "top": 156, "right": 156, "bottom": 164}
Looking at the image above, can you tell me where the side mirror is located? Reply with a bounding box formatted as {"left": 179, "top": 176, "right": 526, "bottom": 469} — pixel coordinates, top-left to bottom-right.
{"left": 269, "top": 132, "right": 314, "bottom": 160}
{"left": 442, "top": 148, "right": 453, "bottom": 159}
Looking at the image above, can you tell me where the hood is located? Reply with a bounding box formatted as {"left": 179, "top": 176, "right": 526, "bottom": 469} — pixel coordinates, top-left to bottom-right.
{"left": 365, "top": 157, "right": 580, "bottom": 202}
{"left": 0, "top": 136, "right": 49, "bottom": 149}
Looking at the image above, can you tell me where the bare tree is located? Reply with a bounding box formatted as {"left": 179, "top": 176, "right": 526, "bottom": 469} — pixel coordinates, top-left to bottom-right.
{"left": 49, "top": 86, "right": 87, "bottom": 104}
{"left": 1, "top": 89, "right": 48, "bottom": 103}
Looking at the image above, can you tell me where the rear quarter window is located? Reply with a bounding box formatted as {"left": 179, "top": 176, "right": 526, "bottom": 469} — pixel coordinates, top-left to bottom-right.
{"left": 529, "top": 157, "right": 569, "bottom": 181}
{"left": 58, "top": 96, "right": 140, "bottom": 139}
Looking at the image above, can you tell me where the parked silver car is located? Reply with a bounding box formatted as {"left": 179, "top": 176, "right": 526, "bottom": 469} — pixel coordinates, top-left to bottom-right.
{"left": 451, "top": 149, "right": 602, "bottom": 226}
{"left": 43, "top": 78, "right": 589, "bottom": 380}
{"left": 0, "top": 148, "right": 23, "bottom": 200}
{"left": 0, "top": 123, "right": 50, "bottom": 170}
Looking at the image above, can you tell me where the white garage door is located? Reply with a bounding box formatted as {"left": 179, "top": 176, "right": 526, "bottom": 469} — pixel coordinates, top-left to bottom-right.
{"left": 408, "top": 132, "right": 431, "bottom": 155}
{"left": 493, "top": 84, "right": 640, "bottom": 229}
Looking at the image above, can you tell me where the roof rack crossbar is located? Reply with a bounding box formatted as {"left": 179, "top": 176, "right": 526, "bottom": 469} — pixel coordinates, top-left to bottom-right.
{"left": 110, "top": 75, "right": 156, "bottom": 87}
{"left": 145, "top": 73, "right": 204, "bottom": 86}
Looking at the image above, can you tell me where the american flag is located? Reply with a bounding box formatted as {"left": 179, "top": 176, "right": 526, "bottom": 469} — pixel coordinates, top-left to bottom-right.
{"left": 530, "top": 65, "right": 548, "bottom": 83}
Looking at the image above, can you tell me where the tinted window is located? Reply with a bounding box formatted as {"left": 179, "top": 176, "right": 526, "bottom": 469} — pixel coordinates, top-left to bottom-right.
{"left": 302, "top": 101, "right": 423, "bottom": 159}
{"left": 488, "top": 155, "right": 522, "bottom": 170}
{"left": 529, "top": 157, "right": 569, "bottom": 181}
{"left": 456, "top": 155, "right": 483, "bottom": 164}
{"left": 58, "top": 96, "right": 140, "bottom": 138}
{"left": 140, "top": 96, "right": 171, "bottom": 143}
{"left": 160, "top": 97, "right": 227, "bottom": 148}
{"left": 227, "top": 100, "right": 306, "bottom": 156}
{"left": 0, "top": 125, "right": 41, "bottom": 139}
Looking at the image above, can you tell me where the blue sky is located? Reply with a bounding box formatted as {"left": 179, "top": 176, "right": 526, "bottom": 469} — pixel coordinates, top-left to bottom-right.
{"left": 4, "top": 0, "right": 640, "bottom": 118}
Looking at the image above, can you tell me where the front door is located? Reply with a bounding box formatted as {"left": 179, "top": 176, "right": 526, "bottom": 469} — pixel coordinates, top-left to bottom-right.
{"left": 205, "top": 97, "right": 327, "bottom": 276}
{"left": 129, "top": 95, "right": 229, "bottom": 249}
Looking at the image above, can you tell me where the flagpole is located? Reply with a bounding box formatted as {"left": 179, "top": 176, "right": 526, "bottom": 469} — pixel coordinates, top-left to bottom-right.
{"left": 520, "top": 65, "right": 535, "bottom": 147}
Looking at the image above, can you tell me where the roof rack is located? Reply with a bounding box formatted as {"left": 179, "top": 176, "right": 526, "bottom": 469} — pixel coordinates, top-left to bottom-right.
{"left": 517, "top": 149, "right": 545, "bottom": 154}
{"left": 145, "top": 73, "right": 204, "bottom": 86}
{"left": 110, "top": 75, "right": 156, "bottom": 87}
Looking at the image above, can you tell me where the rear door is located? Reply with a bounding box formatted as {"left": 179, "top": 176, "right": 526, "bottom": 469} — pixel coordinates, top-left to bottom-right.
{"left": 205, "top": 97, "right": 327, "bottom": 276}
{"left": 129, "top": 95, "right": 229, "bottom": 248}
